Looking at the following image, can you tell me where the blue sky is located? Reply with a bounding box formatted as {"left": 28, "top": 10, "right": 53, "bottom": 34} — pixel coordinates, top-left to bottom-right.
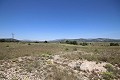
{"left": 0, "top": 0, "right": 120, "bottom": 40}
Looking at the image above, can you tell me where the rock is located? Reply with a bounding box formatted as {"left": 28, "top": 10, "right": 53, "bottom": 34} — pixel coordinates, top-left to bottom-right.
{"left": 80, "top": 60, "right": 107, "bottom": 72}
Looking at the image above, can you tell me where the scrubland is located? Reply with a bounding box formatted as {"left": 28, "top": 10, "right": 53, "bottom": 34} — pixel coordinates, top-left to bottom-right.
{"left": 0, "top": 42, "right": 120, "bottom": 80}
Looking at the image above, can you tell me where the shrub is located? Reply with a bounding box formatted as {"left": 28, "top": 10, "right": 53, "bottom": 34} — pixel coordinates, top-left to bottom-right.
{"left": 82, "top": 54, "right": 98, "bottom": 61}
{"left": 80, "top": 42, "right": 88, "bottom": 46}
{"left": 28, "top": 43, "right": 31, "bottom": 45}
{"left": 104, "top": 64, "right": 120, "bottom": 79}
{"left": 110, "top": 43, "right": 119, "bottom": 46}
{"left": 65, "top": 48, "right": 69, "bottom": 51}
{"left": 71, "top": 41, "right": 78, "bottom": 45}
{"left": 34, "top": 41, "right": 39, "bottom": 43}
{"left": 102, "top": 72, "right": 115, "bottom": 80}
{"left": 73, "top": 47, "right": 77, "bottom": 51}
{"left": 65, "top": 40, "right": 69, "bottom": 44}
{"left": 44, "top": 41, "right": 48, "bottom": 43}
{"left": 6, "top": 45, "right": 9, "bottom": 47}
{"left": 104, "top": 64, "right": 114, "bottom": 72}
{"left": 94, "top": 49, "right": 99, "bottom": 53}
{"left": 65, "top": 40, "right": 78, "bottom": 45}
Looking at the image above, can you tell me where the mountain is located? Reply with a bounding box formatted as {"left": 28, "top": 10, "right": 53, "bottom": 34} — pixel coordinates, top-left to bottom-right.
{"left": 1, "top": 38, "right": 120, "bottom": 42}
{"left": 0, "top": 38, "right": 19, "bottom": 42}
{"left": 51, "top": 38, "right": 120, "bottom": 42}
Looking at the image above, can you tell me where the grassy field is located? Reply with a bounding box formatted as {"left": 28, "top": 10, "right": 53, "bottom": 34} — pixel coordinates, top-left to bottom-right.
{"left": 0, "top": 42, "right": 120, "bottom": 80}
{"left": 0, "top": 42, "right": 64, "bottom": 60}
{"left": 0, "top": 42, "right": 120, "bottom": 65}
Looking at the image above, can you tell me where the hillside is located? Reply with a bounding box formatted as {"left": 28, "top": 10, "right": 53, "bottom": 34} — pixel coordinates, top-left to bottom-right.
{"left": 51, "top": 38, "right": 120, "bottom": 43}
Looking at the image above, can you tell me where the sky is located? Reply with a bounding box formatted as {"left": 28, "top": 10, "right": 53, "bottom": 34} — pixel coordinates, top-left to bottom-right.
{"left": 0, "top": 0, "right": 120, "bottom": 40}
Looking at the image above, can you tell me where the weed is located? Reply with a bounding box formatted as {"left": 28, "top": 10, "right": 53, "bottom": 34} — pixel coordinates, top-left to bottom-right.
{"left": 6, "top": 45, "right": 9, "bottom": 47}
{"left": 65, "top": 48, "right": 69, "bottom": 51}
{"left": 101, "top": 72, "right": 115, "bottom": 80}
{"left": 73, "top": 47, "right": 77, "bottom": 51}
{"left": 104, "top": 64, "right": 114, "bottom": 72}
{"left": 28, "top": 43, "right": 31, "bottom": 45}
{"left": 94, "top": 49, "right": 99, "bottom": 53}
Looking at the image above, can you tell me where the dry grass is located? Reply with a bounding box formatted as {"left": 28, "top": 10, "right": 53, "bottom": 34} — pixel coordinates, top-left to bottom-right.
{"left": 0, "top": 42, "right": 65, "bottom": 60}
{"left": 0, "top": 42, "right": 120, "bottom": 60}
{"left": 0, "top": 42, "right": 120, "bottom": 65}
{"left": 0, "top": 42, "right": 120, "bottom": 80}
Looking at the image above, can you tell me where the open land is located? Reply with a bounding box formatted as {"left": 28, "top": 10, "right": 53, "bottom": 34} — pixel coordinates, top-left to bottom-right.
{"left": 0, "top": 42, "right": 120, "bottom": 80}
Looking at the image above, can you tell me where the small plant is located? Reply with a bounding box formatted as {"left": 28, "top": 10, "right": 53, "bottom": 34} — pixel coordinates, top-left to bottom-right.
{"left": 94, "top": 49, "right": 99, "bottom": 53}
{"left": 101, "top": 72, "right": 115, "bottom": 80}
{"left": 6, "top": 45, "right": 9, "bottom": 47}
{"left": 28, "top": 43, "right": 31, "bottom": 45}
{"left": 104, "top": 64, "right": 114, "bottom": 72}
{"left": 65, "top": 48, "right": 69, "bottom": 51}
{"left": 73, "top": 47, "right": 77, "bottom": 51}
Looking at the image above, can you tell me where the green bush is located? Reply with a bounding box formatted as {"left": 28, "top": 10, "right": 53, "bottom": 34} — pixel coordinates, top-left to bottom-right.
{"left": 94, "top": 49, "right": 99, "bottom": 53}
{"left": 102, "top": 72, "right": 115, "bottom": 80}
{"left": 80, "top": 42, "right": 88, "bottom": 46}
{"left": 44, "top": 41, "right": 48, "bottom": 43}
{"left": 6, "top": 45, "right": 9, "bottom": 47}
{"left": 65, "top": 40, "right": 78, "bottom": 45}
{"left": 28, "top": 43, "right": 31, "bottom": 45}
{"left": 73, "top": 47, "right": 77, "bottom": 51}
{"left": 104, "top": 64, "right": 114, "bottom": 72}
{"left": 110, "top": 43, "right": 119, "bottom": 46}
{"left": 65, "top": 48, "right": 69, "bottom": 51}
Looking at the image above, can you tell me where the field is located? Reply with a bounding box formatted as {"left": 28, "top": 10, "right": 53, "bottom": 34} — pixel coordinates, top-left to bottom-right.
{"left": 0, "top": 42, "right": 120, "bottom": 80}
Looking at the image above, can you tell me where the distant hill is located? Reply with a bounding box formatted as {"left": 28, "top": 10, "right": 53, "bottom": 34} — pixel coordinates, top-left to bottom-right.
{"left": 51, "top": 38, "right": 120, "bottom": 42}
{"left": 0, "top": 38, "right": 19, "bottom": 42}
{"left": 1, "top": 38, "right": 120, "bottom": 42}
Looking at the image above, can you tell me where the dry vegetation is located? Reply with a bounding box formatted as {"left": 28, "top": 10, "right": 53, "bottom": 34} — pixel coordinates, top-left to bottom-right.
{"left": 0, "top": 42, "right": 120, "bottom": 80}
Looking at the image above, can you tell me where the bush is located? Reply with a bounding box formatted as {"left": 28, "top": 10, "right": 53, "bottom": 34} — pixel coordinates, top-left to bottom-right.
{"left": 34, "top": 41, "right": 39, "bottom": 43}
{"left": 73, "top": 47, "right": 77, "bottom": 51}
{"left": 44, "top": 41, "right": 48, "bottom": 43}
{"left": 104, "top": 64, "right": 114, "bottom": 72}
{"left": 66, "top": 40, "right": 69, "bottom": 44}
{"left": 104, "top": 64, "right": 120, "bottom": 79}
{"left": 65, "top": 40, "right": 78, "bottom": 45}
{"left": 28, "top": 43, "right": 31, "bottom": 45}
{"left": 102, "top": 72, "right": 115, "bottom": 80}
{"left": 94, "top": 49, "right": 99, "bottom": 53}
{"left": 110, "top": 43, "right": 119, "bottom": 46}
{"left": 80, "top": 42, "right": 88, "bottom": 46}
{"left": 6, "top": 45, "right": 9, "bottom": 47}
{"left": 65, "top": 48, "right": 69, "bottom": 51}
{"left": 71, "top": 41, "right": 78, "bottom": 45}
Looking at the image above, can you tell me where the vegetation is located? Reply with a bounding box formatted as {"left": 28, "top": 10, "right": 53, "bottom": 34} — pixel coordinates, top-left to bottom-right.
{"left": 44, "top": 41, "right": 48, "bottom": 43}
{"left": 110, "top": 42, "right": 119, "bottom": 46}
{"left": 65, "top": 40, "right": 78, "bottom": 45}
{"left": 0, "top": 39, "right": 19, "bottom": 42}
{"left": 73, "top": 47, "right": 77, "bottom": 51}
{"left": 0, "top": 42, "right": 120, "bottom": 79}
{"left": 65, "top": 48, "right": 69, "bottom": 51}
{"left": 79, "top": 42, "right": 88, "bottom": 46}
{"left": 103, "top": 64, "right": 120, "bottom": 79}
{"left": 101, "top": 72, "right": 115, "bottom": 80}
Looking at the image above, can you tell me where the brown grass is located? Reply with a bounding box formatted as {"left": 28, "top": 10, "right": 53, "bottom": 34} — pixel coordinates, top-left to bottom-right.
{"left": 0, "top": 42, "right": 120, "bottom": 65}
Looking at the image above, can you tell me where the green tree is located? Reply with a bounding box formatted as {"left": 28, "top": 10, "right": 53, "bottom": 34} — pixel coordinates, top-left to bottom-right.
{"left": 44, "top": 41, "right": 48, "bottom": 43}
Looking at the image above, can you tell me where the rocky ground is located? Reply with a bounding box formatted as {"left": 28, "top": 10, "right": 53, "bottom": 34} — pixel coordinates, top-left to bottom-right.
{"left": 0, "top": 51, "right": 120, "bottom": 80}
